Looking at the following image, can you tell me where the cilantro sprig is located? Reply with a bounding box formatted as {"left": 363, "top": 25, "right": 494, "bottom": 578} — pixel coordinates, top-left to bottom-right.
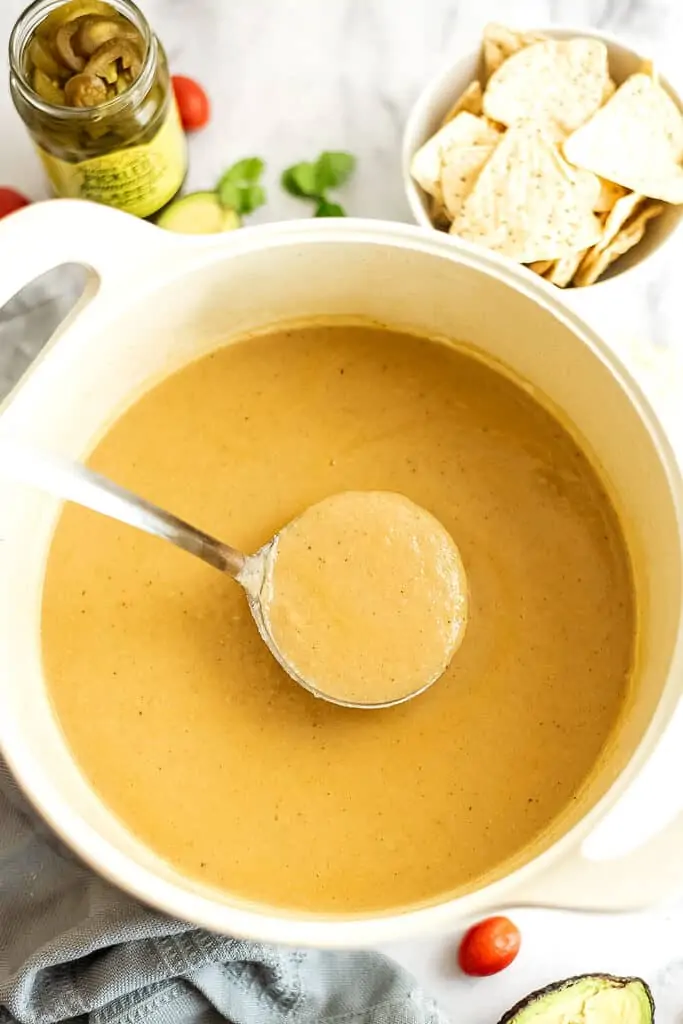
{"left": 217, "top": 157, "right": 267, "bottom": 216}
{"left": 184, "top": 151, "right": 354, "bottom": 222}
{"left": 281, "top": 151, "right": 356, "bottom": 217}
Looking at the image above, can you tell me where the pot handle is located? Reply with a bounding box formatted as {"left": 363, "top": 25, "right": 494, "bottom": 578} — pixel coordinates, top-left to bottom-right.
{"left": 0, "top": 200, "right": 176, "bottom": 312}
{"left": 506, "top": 807, "right": 683, "bottom": 912}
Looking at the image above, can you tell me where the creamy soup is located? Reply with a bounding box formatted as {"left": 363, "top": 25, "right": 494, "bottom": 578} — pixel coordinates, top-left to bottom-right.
{"left": 262, "top": 490, "right": 468, "bottom": 705}
{"left": 42, "top": 324, "right": 635, "bottom": 914}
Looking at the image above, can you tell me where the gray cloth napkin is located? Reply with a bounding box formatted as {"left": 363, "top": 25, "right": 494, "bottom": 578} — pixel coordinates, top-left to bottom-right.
{"left": 0, "top": 762, "right": 447, "bottom": 1024}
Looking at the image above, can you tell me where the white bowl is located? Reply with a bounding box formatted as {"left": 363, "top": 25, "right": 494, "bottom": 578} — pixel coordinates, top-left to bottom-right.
{"left": 402, "top": 25, "right": 683, "bottom": 290}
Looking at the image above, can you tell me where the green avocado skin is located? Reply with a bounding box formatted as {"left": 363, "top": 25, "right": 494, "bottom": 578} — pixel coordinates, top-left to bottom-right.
{"left": 498, "top": 974, "right": 655, "bottom": 1024}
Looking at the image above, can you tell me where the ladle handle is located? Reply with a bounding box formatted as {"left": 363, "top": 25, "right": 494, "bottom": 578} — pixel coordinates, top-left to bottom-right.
{"left": 0, "top": 441, "right": 247, "bottom": 578}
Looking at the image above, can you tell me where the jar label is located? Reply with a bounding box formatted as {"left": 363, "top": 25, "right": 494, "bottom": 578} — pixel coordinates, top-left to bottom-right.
{"left": 34, "top": 99, "right": 187, "bottom": 218}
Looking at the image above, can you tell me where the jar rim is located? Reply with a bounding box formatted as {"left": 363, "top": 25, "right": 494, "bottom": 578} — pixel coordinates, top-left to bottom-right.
{"left": 8, "top": 0, "right": 156, "bottom": 120}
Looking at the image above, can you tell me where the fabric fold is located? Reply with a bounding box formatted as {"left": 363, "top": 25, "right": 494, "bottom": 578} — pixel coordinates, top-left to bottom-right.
{"left": 0, "top": 763, "right": 447, "bottom": 1024}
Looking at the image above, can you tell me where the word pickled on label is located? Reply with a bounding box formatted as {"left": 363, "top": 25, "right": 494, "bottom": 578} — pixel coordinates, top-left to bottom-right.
{"left": 36, "top": 99, "right": 187, "bottom": 218}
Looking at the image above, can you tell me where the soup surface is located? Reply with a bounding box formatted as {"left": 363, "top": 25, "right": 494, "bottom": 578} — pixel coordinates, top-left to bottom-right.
{"left": 262, "top": 490, "right": 469, "bottom": 705}
{"left": 42, "top": 324, "right": 635, "bottom": 913}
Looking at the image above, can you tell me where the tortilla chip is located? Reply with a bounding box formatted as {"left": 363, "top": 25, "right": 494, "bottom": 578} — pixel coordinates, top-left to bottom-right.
{"left": 573, "top": 202, "right": 665, "bottom": 285}
{"left": 482, "top": 23, "right": 546, "bottom": 80}
{"left": 410, "top": 112, "right": 501, "bottom": 203}
{"left": 440, "top": 144, "right": 496, "bottom": 219}
{"left": 562, "top": 161, "right": 602, "bottom": 210}
{"left": 449, "top": 123, "right": 602, "bottom": 262}
{"left": 428, "top": 194, "right": 451, "bottom": 230}
{"left": 483, "top": 38, "right": 610, "bottom": 133}
{"left": 527, "top": 259, "right": 554, "bottom": 275}
{"left": 594, "top": 178, "right": 629, "bottom": 212}
{"left": 441, "top": 81, "right": 484, "bottom": 124}
{"left": 602, "top": 77, "right": 617, "bottom": 103}
{"left": 544, "top": 250, "right": 586, "bottom": 287}
{"left": 599, "top": 192, "right": 647, "bottom": 249}
{"left": 564, "top": 73, "right": 683, "bottom": 203}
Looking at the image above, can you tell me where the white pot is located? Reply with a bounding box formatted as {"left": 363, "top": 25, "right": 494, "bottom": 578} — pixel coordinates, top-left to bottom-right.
{"left": 0, "top": 200, "right": 682, "bottom": 948}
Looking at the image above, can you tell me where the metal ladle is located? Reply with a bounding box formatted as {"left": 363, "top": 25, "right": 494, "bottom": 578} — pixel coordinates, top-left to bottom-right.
{"left": 1, "top": 441, "right": 436, "bottom": 709}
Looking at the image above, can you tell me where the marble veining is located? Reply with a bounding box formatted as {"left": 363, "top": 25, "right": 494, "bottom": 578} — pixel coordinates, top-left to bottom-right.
{"left": 1, "top": 1, "right": 683, "bottom": 1021}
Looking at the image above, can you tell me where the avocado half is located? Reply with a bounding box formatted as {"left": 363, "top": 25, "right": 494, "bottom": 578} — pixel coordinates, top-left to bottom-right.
{"left": 499, "top": 974, "right": 655, "bottom": 1024}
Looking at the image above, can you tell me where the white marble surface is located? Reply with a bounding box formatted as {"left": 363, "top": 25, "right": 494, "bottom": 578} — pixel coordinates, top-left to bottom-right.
{"left": 2, "top": 1, "right": 683, "bottom": 1021}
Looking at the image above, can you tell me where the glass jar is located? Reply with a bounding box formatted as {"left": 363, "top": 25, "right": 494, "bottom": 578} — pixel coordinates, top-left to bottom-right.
{"left": 9, "top": 0, "right": 187, "bottom": 218}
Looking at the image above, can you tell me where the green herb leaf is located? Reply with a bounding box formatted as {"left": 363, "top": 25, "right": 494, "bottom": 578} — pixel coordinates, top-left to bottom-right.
{"left": 241, "top": 184, "right": 266, "bottom": 214}
{"left": 281, "top": 162, "right": 319, "bottom": 199}
{"left": 281, "top": 150, "right": 356, "bottom": 216}
{"left": 217, "top": 180, "right": 240, "bottom": 211}
{"left": 282, "top": 151, "right": 356, "bottom": 202}
{"left": 216, "top": 158, "right": 266, "bottom": 216}
{"left": 219, "top": 157, "right": 265, "bottom": 185}
{"left": 222, "top": 182, "right": 265, "bottom": 215}
{"left": 314, "top": 199, "right": 345, "bottom": 217}
{"left": 314, "top": 151, "right": 355, "bottom": 193}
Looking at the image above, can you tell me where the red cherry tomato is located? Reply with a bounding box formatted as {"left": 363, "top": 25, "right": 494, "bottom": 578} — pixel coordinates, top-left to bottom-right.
{"left": 458, "top": 916, "right": 521, "bottom": 976}
{"left": 172, "top": 75, "right": 210, "bottom": 132}
{"left": 0, "top": 188, "right": 30, "bottom": 219}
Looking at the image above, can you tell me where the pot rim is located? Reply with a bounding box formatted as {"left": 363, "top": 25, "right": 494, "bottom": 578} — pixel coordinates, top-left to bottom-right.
{"left": 2, "top": 212, "right": 682, "bottom": 946}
